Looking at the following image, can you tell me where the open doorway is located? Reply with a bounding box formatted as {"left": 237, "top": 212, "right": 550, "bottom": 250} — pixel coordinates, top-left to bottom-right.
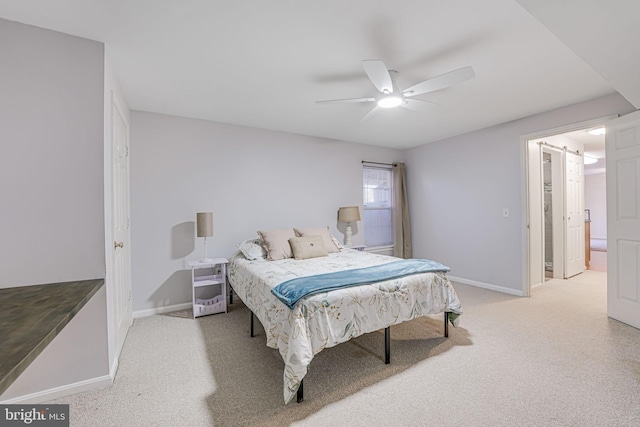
{"left": 524, "top": 118, "right": 609, "bottom": 295}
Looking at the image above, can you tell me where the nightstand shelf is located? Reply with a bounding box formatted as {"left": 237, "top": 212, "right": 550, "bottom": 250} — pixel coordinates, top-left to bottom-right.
{"left": 189, "top": 258, "right": 228, "bottom": 318}
{"left": 192, "top": 275, "right": 225, "bottom": 288}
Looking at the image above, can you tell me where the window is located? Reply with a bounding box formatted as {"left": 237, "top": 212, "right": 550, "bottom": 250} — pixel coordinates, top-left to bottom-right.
{"left": 363, "top": 164, "right": 393, "bottom": 248}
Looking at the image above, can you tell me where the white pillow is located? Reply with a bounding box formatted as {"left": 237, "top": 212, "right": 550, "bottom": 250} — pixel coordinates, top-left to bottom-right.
{"left": 237, "top": 239, "right": 267, "bottom": 260}
{"left": 257, "top": 228, "right": 297, "bottom": 260}
{"left": 294, "top": 226, "right": 340, "bottom": 253}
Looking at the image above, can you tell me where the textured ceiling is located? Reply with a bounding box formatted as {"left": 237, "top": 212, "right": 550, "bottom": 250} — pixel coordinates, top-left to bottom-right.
{"left": 1, "top": 0, "right": 635, "bottom": 149}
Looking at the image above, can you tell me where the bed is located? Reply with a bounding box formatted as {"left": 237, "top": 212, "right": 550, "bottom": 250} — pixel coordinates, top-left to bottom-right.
{"left": 228, "top": 228, "right": 463, "bottom": 404}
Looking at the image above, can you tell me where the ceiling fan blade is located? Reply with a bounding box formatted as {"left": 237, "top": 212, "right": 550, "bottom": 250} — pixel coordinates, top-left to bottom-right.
{"left": 315, "top": 97, "right": 376, "bottom": 105}
{"left": 403, "top": 66, "right": 475, "bottom": 97}
{"left": 362, "top": 60, "right": 393, "bottom": 93}
{"left": 400, "top": 98, "right": 441, "bottom": 111}
{"left": 359, "top": 106, "right": 379, "bottom": 123}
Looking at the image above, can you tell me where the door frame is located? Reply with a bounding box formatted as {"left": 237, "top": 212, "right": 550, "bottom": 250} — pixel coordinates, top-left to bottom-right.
{"left": 521, "top": 115, "right": 616, "bottom": 296}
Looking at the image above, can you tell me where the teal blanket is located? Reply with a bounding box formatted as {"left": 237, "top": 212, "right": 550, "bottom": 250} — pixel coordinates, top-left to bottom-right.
{"left": 271, "top": 259, "right": 450, "bottom": 309}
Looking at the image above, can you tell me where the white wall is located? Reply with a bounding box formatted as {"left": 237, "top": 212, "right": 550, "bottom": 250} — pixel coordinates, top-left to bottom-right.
{"left": 130, "top": 112, "right": 401, "bottom": 312}
{"left": 585, "top": 173, "right": 607, "bottom": 239}
{"left": 405, "top": 93, "right": 634, "bottom": 293}
{"left": 0, "top": 18, "right": 106, "bottom": 287}
{"left": 0, "top": 18, "right": 110, "bottom": 403}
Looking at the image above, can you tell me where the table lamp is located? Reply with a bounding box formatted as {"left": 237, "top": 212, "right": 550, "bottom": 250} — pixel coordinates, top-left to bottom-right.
{"left": 196, "top": 212, "right": 214, "bottom": 262}
{"left": 338, "top": 206, "right": 361, "bottom": 247}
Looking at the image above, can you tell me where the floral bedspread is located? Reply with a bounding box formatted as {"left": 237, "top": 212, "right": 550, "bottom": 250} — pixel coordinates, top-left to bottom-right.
{"left": 228, "top": 249, "right": 463, "bottom": 404}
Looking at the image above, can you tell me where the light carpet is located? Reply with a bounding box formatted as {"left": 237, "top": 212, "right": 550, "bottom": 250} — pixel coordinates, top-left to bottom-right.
{"left": 51, "top": 271, "right": 640, "bottom": 426}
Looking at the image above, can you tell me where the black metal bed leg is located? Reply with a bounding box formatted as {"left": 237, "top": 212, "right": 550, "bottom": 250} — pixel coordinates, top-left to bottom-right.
{"left": 297, "top": 380, "right": 304, "bottom": 403}
{"left": 444, "top": 312, "right": 449, "bottom": 338}
{"left": 250, "top": 312, "right": 255, "bottom": 337}
{"left": 384, "top": 326, "right": 390, "bottom": 364}
{"left": 229, "top": 284, "right": 233, "bottom": 304}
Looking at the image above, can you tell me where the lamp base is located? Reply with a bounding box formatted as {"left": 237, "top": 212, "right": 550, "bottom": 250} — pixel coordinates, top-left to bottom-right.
{"left": 344, "top": 223, "right": 353, "bottom": 247}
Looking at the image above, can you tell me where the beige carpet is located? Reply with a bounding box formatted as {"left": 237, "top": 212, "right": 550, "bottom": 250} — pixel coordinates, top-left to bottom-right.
{"left": 51, "top": 271, "right": 640, "bottom": 426}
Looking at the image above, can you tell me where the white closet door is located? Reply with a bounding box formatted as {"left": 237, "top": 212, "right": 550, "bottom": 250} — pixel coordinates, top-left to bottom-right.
{"left": 112, "top": 97, "right": 133, "bottom": 358}
{"left": 564, "top": 151, "right": 585, "bottom": 278}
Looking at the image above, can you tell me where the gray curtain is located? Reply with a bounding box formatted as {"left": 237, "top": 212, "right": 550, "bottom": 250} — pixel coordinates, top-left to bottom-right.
{"left": 392, "top": 162, "right": 412, "bottom": 258}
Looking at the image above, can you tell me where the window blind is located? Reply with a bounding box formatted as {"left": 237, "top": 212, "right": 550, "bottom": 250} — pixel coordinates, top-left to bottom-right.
{"left": 363, "top": 164, "right": 393, "bottom": 247}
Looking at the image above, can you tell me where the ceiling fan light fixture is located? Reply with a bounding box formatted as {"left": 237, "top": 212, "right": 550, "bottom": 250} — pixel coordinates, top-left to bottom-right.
{"left": 316, "top": 60, "right": 475, "bottom": 120}
{"left": 378, "top": 96, "right": 403, "bottom": 109}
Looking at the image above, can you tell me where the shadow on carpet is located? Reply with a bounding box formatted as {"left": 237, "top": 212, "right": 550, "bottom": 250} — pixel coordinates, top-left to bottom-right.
{"left": 194, "top": 301, "right": 471, "bottom": 426}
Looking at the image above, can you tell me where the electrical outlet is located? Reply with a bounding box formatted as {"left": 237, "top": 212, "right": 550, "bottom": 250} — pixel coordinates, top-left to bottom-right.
{"left": 502, "top": 208, "right": 510, "bottom": 218}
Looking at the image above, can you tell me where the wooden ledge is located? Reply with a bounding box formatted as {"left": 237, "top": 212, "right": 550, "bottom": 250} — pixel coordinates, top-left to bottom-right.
{"left": 0, "top": 279, "right": 104, "bottom": 397}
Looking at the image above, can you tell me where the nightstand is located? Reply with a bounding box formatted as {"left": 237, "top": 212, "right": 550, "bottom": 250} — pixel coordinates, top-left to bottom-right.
{"left": 189, "top": 258, "right": 228, "bottom": 318}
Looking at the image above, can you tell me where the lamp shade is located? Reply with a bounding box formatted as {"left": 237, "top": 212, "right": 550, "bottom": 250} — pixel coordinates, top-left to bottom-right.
{"left": 338, "top": 206, "right": 361, "bottom": 222}
{"left": 196, "top": 212, "right": 213, "bottom": 237}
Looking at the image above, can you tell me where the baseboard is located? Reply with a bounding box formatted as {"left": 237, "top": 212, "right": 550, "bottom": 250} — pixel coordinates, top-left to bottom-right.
{"left": 133, "top": 302, "right": 191, "bottom": 319}
{"left": 3, "top": 347, "right": 122, "bottom": 405}
{"left": 109, "top": 357, "right": 119, "bottom": 379}
{"left": 0, "top": 375, "right": 112, "bottom": 404}
{"left": 531, "top": 281, "right": 545, "bottom": 291}
{"left": 448, "top": 275, "right": 524, "bottom": 297}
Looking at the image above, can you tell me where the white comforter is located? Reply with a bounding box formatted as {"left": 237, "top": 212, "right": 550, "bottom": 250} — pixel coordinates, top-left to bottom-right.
{"left": 228, "top": 249, "right": 462, "bottom": 404}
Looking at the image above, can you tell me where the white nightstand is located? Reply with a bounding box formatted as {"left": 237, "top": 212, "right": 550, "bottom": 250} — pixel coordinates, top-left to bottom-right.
{"left": 189, "top": 258, "right": 228, "bottom": 318}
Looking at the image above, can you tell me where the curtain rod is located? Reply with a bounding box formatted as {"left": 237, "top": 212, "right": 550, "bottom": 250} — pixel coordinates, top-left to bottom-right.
{"left": 362, "top": 160, "right": 395, "bottom": 166}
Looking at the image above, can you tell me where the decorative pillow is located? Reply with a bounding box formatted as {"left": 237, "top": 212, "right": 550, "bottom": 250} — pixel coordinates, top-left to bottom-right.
{"left": 237, "top": 239, "right": 267, "bottom": 260}
{"left": 257, "top": 228, "right": 297, "bottom": 261}
{"left": 289, "top": 236, "right": 329, "bottom": 260}
{"left": 294, "top": 226, "right": 340, "bottom": 253}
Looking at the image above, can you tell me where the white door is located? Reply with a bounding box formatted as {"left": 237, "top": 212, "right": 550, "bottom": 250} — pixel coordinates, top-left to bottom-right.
{"left": 606, "top": 110, "right": 640, "bottom": 330}
{"left": 112, "top": 98, "right": 133, "bottom": 356}
{"left": 564, "top": 151, "right": 585, "bottom": 278}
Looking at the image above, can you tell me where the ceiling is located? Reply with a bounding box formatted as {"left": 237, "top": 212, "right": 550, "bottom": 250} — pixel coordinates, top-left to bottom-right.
{"left": 1, "top": 0, "right": 638, "bottom": 150}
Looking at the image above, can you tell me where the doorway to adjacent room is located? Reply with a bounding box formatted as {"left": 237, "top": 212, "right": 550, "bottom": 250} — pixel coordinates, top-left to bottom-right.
{"left": 524, "top": 117, "right": 609, "bottom": 295}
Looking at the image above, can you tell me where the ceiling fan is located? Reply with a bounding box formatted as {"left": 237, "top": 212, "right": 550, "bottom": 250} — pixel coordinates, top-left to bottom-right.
{"left": 316, "top": 60, "right": 475, "bottom": 122}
